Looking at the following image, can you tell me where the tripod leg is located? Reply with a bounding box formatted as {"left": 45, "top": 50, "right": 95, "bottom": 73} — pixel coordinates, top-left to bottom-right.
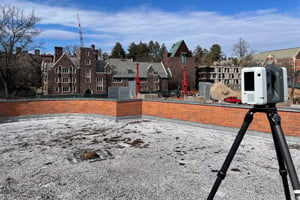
{"left": 207, "top": 110, "right": 254, "bottom": 200}
{"left": 268, "top": 112, "right": 300, "bottom": 200}
{"left": 267, "top": 113, "right": 291, "bottom": 200}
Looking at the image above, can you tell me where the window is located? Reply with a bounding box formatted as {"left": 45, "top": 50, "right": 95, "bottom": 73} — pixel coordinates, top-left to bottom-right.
{"left": 73, "top": 87, "right": 77, "bottom": 92}
{"left": 96, "top": 77, "right": 104, "bottom": 91}
{"left": 72, "top": 77, "right": 76, "bottom": 83}
{"left": 180, "top": 53, "right": 187, "bottom": 64}
{"left": 55, "top": 87, "right": 60, "bottom": 92}
{"left": 112, "top": 78, "right": 122, "bottom": 83}
{"left": 141, "top": 85, "right": 148, "bottom": 90}
{"left": 62, "top": 67, "right": 69, "bottom": 74}
{"left": 153, "top": 85, "right": 159, "bottom": 91}
{"left": 55, "top": 77, "right": 60, "bottom": 83}
{"left": 154, "top": 77, "right": 159, "bottom": 83}
{"left": 96, "top": 77, "right": 103, "bottom": 83}
{"left": 72, "top": 68, "right": 77, "bottom": 74}
{"left": 55, "top": 67, "right": 60, "bottom": 73}
{"left": 141, "top": 79, "right": 147, "bottom": 83}
{"left": 96, "top": 86, "right": 103, "bottom": 91}
{"left": 44, "top": 76, "right": 48, "bottom": 83}
{"left": 62, "top": 87, "right": 70, "bottom": 92}
{"left": 85, "top": 59, "right": 91, "bottom": 65}
{"left": 85, "top": 68, "right": 91, "bottom": 83}
{"left": 62, "top": 77, "right": 69, "bottom": 83}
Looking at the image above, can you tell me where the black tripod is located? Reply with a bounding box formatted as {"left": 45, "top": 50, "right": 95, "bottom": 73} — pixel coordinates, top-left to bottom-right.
{"left": 207, "top": 104, "right": 300, "bottom": 200}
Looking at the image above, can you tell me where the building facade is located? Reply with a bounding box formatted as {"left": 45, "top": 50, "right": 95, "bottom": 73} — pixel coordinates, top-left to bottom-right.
{"left": 253, "top": 47, "right": 300, "bottom": 83}
{"left": 0, "top": 48, "right": 42, "bottom": 96}
{"left": 162, "top": 40, "right": 196, "bottom": 90}
{"left": 196, "top": 65, "right": 242, "bottom": 90}
{"left": 41, "top": 46, "right": 170, "bottom": 96}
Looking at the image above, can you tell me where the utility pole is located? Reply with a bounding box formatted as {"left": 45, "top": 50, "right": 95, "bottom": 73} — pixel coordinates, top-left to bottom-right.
{"left": 77, "top": 12, "right": 84, "bottom": 47}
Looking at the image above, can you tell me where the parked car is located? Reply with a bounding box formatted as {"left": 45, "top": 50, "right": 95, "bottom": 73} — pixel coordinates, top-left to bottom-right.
{"left": 224, "top": 96, "right": 242, "bottom": 104}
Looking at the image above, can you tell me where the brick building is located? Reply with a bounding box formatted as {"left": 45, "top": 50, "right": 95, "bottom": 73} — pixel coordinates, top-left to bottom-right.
{"left": 0, "top": 48, "right": 42, "bottom": 96}
{"left": 41, "top": 46, "right": 170, "bottom": 95}
{"left": 253, "top": 47, "right": 300, "bottom": 83}
{"left": 162, "top": 40, "right": 196, "bottom": 90}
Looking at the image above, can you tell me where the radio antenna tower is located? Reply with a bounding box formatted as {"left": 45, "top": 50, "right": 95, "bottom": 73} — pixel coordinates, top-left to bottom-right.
{"left": 77, "top": 12, "right": 84, "bottom": 47}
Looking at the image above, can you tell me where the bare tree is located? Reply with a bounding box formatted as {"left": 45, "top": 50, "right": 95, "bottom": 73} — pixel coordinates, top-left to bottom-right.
{"left": 232, "top": 38, "right": 255, "bottom": 66}
{"left": 233, "top": 38, "right": 249, "bottom": 58}
{"left": 63, "top": 45, "right": 80, "bottom": 56}
{"left": 0, "top": 5, "right": 41, "bottom": 97}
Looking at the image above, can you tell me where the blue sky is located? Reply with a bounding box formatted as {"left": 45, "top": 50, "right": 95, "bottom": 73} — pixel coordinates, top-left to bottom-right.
{"left": 3, "top": 0, "right": 300, "bottom": 56}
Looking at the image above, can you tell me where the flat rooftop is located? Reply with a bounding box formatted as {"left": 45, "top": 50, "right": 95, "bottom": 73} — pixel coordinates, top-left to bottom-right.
{"left": 1, "top": 115, "right": 300, "bottom": 199}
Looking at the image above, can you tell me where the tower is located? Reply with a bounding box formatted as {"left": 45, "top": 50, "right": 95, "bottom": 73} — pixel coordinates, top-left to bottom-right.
{"left": 77, "top": 12, "right": 84, "bottom": 47}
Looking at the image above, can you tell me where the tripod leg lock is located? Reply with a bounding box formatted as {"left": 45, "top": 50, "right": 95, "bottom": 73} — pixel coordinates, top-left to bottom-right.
{"left": 269, "top": 113, "right": 281, "bottom": 125}
{"left": 279, "top": 169, "right": 288, "bottom": 176}
{"left": 217, "top": 171, "right": 226, "bottom": 180}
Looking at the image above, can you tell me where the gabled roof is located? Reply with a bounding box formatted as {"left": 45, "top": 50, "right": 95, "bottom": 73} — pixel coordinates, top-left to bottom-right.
{"left": 107, "top": 59, "right": 169, "bottom": 78}
{"left": 169, "top": 40, "right": 186, "bottom": 57}
{"left": 48, "top": 53, "right": 79, "bottom": 69}
{"left": 253, "top": 47, "right": 300, "bottom": 61}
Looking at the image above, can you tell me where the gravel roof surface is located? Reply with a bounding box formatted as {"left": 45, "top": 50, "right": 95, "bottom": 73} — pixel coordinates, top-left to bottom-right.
{"left": 0, "top": 115, "right": 300, "bottom": 200}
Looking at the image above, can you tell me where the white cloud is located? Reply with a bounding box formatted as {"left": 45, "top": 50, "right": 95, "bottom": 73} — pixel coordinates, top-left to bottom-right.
{"left": 38, "top": 29, "right": 78, "bottom": 39}
{"left": 2, "top": 0, "right": 300, "bottom": 55}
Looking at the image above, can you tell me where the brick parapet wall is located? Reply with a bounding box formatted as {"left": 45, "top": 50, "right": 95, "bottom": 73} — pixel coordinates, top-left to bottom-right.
{"left": 0, "top": 99, "right": 299, "bottom": 137}
{"left": 142, "top": 100, "right": 300, "bottom": 137}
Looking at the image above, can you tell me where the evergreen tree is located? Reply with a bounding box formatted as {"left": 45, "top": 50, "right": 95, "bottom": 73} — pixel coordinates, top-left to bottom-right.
{"left": 158, "top": 43, "right": 167, "bottom": 61}
{"left": 193, "top": 45, "right": 204, "bottom": 64}
{"left": 148, "top": 40, "right": 161, "bottom": 61}
{"left": 209, "top": 44, "right": 222, "bottom": 63}
{"left": 110, "top": 42, "right": 126, "bottom": 58}
{"left": 127, "top": 42, "right": 138, "bottom": 61}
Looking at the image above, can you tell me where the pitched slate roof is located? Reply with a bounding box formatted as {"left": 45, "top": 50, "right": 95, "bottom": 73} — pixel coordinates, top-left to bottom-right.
{"left": 169, "top": 40, "right": 184, "bottom": 57}
{"left": 69, "top": 57, "right": 79, "bottom": 68}
{"left": 253, "top": 47, "right": 300, "bottom": 61}
{"left": 96, "top": 60, "right": 107, "bottom": 72}
{"left": 107, "top": 58, "right": 169, "bottom": 78}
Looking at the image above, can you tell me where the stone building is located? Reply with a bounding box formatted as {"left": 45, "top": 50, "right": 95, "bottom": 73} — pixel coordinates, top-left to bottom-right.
{"left": 196, "top": 65, "right": 242, "bottom": 90}
{"left": 41, "top": 46, "right": 170, "bottom": 96}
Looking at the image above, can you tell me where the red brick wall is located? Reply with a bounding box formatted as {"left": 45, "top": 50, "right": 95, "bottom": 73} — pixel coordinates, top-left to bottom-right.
{"left": 0, "top": 99, "right": 299, "bottom": 137}
{"left": 0, "top": 100, "right": 118, "bottom": 117}
{"left": 142, "top": 100, "right": 300, "bottom": 137}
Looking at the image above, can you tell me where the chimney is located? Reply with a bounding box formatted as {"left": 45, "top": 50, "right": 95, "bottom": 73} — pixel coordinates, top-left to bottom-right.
{"left": 54, "top": 46, "right": 63, "bottom": 62}
{"left": 16, "top": 47, "right": 22, "bottom": 54}
{"left": 35, "top": 49, "right": 40, "bottom": 56}
{"left": 95, "top": 49, "right": 99, "bottom": 60}
{"left": 91, "top": 44, "right": 95, "bottom": 50}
